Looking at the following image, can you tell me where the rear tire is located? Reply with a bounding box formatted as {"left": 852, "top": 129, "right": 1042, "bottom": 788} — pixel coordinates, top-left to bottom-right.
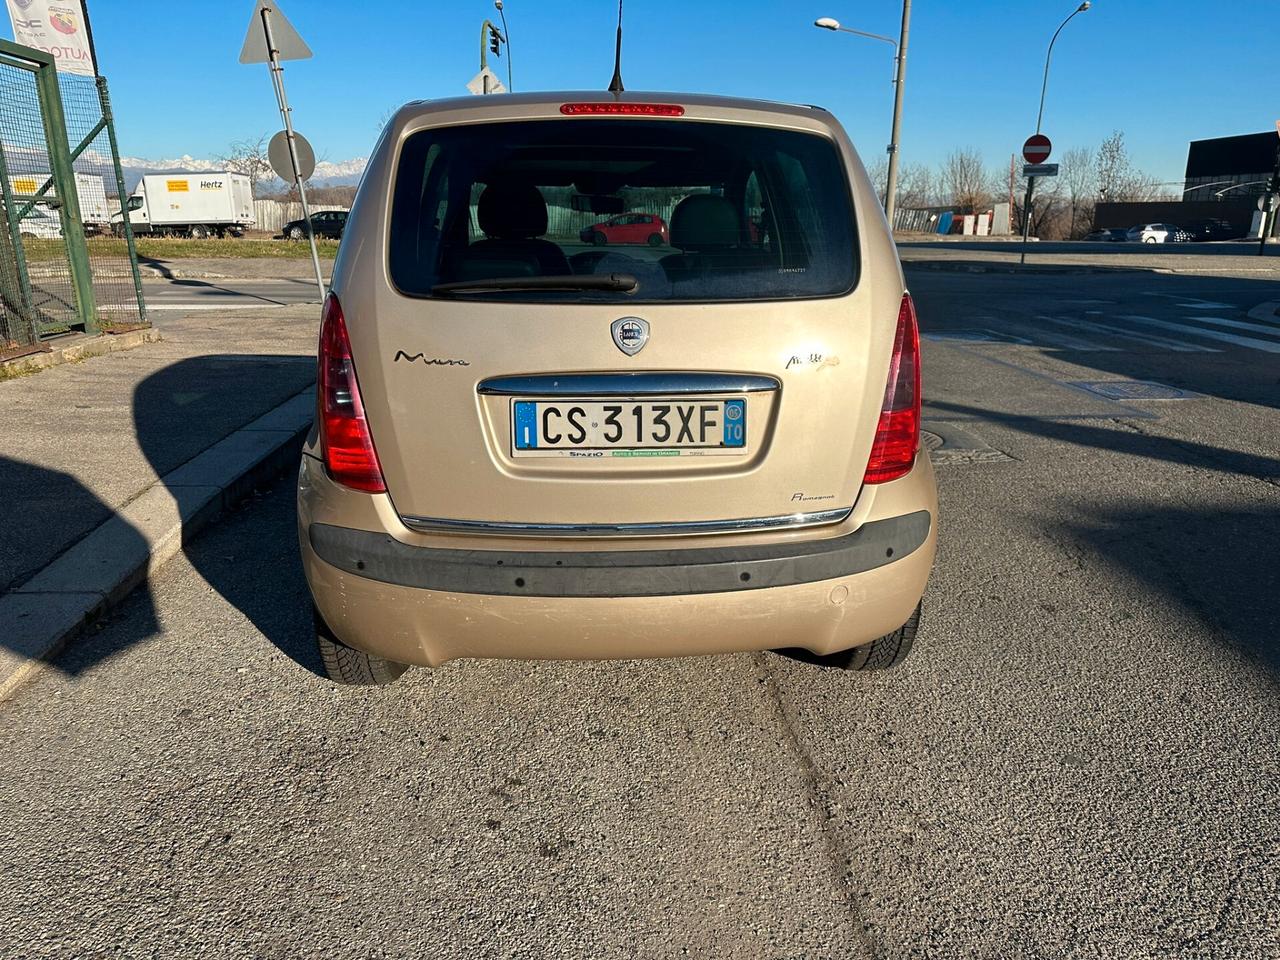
{"left": 591, "top": 231, "right": 607, "bottom": 246}
{"left": 843, "top": 604, "right": 920, "bottom": 670}
{"left": 314, "top": 607, "right": 409, "bottom": 686}
{"left": 647, "top": 232, "right": 663, "bottom": 247}
{"left": 288, "top": 225, "right": 305, "bottom": 240}
{"left": 1143, "top": 236, "right": 1157, "bottom": 244}
{"left": 776, "top": 603, "right": 921, "bottom": 671}
{"left": 188, "top": 224, "right": 209, "bottom": 239}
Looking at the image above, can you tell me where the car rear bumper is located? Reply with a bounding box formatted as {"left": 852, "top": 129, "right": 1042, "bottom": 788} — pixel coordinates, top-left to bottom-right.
{"left": 297, "top": 452, "right": 937, "bottom": 667}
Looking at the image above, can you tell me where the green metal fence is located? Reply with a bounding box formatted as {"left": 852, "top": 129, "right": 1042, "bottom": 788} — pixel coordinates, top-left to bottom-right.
{"left": 0, "top": 39, "right": 145, "bottom": 360}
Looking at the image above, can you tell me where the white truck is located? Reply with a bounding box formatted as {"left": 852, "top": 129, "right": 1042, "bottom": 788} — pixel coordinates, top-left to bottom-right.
{"left": 8, "top": 172, "right": 111, "bottom": 236}
{"left": 114, "top": 172, "right": 254, "bottom": 238}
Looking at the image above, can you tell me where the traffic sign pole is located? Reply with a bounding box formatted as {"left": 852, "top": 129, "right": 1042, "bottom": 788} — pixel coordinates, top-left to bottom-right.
{"left": 1261, "top": 134, "right": 1280, "bottom": 257}
{"left": 261, "top": 8, "right": 324, "bottom": 300}
{"left": 1018, "top": 133, "right": 1049, "bottom": 264}
{"left": 1019, "top": 134, "right": 1053, "bottom": 266}
{"left": 242, "top": 1, "right": 325, "bottom": 300}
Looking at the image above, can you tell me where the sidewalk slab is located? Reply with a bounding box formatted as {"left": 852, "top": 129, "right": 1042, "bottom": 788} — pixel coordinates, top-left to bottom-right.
{"left": 0, "top": 304, "right": 318, "bottom": 593}
{"left": 0, "top": 386, "right": 313, "bottom": 702}
{"left": 1, "top": 328, "right": 160, "bottom": 379}
{"left": 0, "top": 592, "right": 104, "bottom": 700}
{"left": 0, "top": 302, "right": 320, "bottom": 702}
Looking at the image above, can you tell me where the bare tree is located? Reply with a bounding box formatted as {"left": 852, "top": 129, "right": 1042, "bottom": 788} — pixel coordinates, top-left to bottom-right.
{"left": 897, "top": 163, "right": 937, "bottom": 209}
{"left": 1012, "top": 166, "right": 1067, "bottom": 239}
{"left": 865, "top": 155, "right": 889, "bottom": 206}
{"left": 218, "top": 134, "right": 274, "bottom": 198}
{"left": 941, "top": 148, "right": 989, "bottom": 213}
{"left": 1061, "top": 146, "right": 1096, "bottom": 238}
{"left": 1095, "top": 130, "right": 1133, "bottom": 203}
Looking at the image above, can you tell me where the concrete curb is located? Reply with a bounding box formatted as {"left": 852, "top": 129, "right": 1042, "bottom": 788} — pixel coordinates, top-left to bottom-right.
{"left": 0, "top": 386, "right": 315, "bottom": 702}
{"left": 901, "top": 260, "right": 1280, "bottom": 278}
{"left": 901, "top": 261, "right": 1139, "bottom": 276}
{"left": 1, "top": 328, "right": 161, "bottom": 379}
{"left": 137, "top": 263, "right": 334, "bottom": 281}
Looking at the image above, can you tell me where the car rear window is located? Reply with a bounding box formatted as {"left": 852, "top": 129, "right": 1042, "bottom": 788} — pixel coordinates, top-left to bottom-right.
{"left": 388, "top": 118, "right": 858, "bottom": 302}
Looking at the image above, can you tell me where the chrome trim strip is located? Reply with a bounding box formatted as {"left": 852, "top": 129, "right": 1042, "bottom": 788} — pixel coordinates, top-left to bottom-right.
{"left": 477, "top": 372, "right": 781, "bottom": 397}
{"left": 400, "top": 507, "right": 852, "bottom": 538}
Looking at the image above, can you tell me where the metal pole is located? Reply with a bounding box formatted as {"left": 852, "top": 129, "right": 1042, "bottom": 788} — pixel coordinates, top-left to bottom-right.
{"left": 1021, "top": 3, "right": 1088, "bottom": 266}
{"left": 496, "top": 2, "right": 512, "bottom": 92}
{"left": 1018, "top": 177, "right": 1036, "bottom": 265}
{"left": 0, "top": 134, "right": 39, "bottom": 346}
{"left": 260, "top": 7, "right": 325, "bottom": 302}
{"left": 34, "top": 58, "right": 97, "bottom": 333}
{"left": 1036, "top": 5, "right": 1086, "bottom": 135}
{"left": 883, "top": 0, "right": 910, "bottom": 230}
{"left": 96, "top": 76, "right": 146, "bottom": 324}
{"left": 1260, "top": 143, "right": 1280, "bottom": 257}
{"left": 480, "top": 20, "right": 493, "bottom": 94}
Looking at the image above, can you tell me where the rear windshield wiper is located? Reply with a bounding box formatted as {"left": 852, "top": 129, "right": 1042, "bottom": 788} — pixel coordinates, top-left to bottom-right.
{"left": 431, "top": 273, "right": 638, "bottom": 296}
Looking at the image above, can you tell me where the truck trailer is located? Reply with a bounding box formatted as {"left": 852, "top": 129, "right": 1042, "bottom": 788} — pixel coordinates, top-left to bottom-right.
{"left": 114, "top": 172, "right": 254, "bottom": 238}
{"left": 8, "top": 172, "right": 111, "bottom": 235}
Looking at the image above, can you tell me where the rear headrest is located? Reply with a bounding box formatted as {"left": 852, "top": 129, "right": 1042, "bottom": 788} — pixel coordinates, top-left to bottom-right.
{"left": 670, "top": 194, "right": 741, "bottom": 251}
{"left": 478, "top": 183, "right": 549, "bottom": 239}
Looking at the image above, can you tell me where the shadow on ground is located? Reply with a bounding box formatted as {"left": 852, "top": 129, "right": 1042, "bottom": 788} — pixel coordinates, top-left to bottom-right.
{"left": 133, "top": 354, "right": 320, "bottom": 677}
{"left": 1051, "top": 504, "right": 1280, "bottom": 674}
{"left": 909, "top": 270, "right": 1280, "bottom": 414}
{"left": 0, "top": 353, "right": 315, "bottom": 679}
{"left": 930, "top": 400, "right": 1280, "bottom": 674}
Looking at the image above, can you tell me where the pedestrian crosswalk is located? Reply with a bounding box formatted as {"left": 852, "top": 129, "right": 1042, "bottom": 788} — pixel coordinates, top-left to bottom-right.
{"left": 924, "top": 304, "right": 1280, "bottom": 355}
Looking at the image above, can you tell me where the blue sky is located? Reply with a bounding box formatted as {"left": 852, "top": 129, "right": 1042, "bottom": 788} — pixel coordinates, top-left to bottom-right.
{"left": 18, "top": 0, "right": 1277, "bottom": 181}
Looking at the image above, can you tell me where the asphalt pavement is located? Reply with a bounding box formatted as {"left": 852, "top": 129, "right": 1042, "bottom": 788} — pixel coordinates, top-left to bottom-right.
{"left": 1, "top": 255, "right": 1277, "bottom": 958}
{"left": 140, "top": 276, "right": 323, "bottom": 310}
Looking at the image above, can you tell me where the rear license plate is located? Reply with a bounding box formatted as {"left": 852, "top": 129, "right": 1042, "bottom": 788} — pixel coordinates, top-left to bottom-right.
{"left": 511, "top": 398, "right": 747, "bottom": 458}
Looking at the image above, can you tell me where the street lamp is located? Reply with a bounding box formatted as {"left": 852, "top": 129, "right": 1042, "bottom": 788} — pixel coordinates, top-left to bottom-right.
{"left": 1035, "top": 1, "right": 1090, "bottom": 134}
{"left": 814, "top": 4, "right": 912, "bottom": 229}
{"left": 1020, "top": 1, "right": 1090, "bottom": 263}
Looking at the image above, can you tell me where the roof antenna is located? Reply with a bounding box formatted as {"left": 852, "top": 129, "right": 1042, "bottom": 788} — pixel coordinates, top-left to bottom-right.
{"left": 607, "top": 0, "right": 624, "bottom": 93}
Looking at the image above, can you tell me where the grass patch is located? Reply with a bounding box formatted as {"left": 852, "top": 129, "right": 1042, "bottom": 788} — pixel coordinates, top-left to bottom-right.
{"left": 133, "top": 238, "right": 340, "bottom": 260}
{"left": 17, "top": 237, "right": 339, "bottom": 262}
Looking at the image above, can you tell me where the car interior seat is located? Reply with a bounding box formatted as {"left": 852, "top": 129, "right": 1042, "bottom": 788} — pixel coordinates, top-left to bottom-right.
{"left": 457, "top": 183, "right": 571, "bottom": 281}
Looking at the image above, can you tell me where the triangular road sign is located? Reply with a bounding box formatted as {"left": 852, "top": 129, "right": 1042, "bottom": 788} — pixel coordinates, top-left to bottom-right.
{"left": 466, "top": 67, "right": 506, "bottom": 96}
{"left": 240, "top": 0, "right": 312, "bottom": 64}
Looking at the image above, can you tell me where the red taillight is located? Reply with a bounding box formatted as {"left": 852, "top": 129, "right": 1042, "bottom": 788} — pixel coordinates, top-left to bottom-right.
{"left": 863, "top": 292, "right": 922, "bottom": 485}
{"left": 318, "top": 293, "right": 386, "bottom": 493}
{"left": 559, "top": 102, "right": 685, "bottom": 116}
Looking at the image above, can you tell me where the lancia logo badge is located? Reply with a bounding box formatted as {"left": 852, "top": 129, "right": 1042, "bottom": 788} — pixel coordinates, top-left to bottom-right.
{"left": 611, "top": 317, "right": 649, "bottom": 356}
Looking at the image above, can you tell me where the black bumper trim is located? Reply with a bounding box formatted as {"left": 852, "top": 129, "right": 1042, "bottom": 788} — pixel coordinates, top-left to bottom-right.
{"left": 308, "top": 511, "right": 931, "bottom": 599}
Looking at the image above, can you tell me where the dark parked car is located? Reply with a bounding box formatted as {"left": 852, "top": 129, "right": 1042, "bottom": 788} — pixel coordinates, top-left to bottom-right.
{"left": 579, "top": 212, "right": 669, "bottom": 246}
{"left": 1083, "top": 228, "right": 1127, "bottom": 242}
{"left": 283, "top": 209, "right": 348, "bottom": 240}
{"left": 1185, "top": 218, "right": 1240, "bottom": 242}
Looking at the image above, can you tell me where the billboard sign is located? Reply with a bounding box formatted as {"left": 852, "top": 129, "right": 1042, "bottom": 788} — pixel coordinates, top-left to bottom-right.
{"left": 5, "top": 0, "right": 96, "bottom": 75}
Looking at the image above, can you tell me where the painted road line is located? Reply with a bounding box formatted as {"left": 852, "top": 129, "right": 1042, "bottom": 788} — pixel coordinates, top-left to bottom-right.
{"left": 1185, "top": 315, "right": 1280, "bottom": 338}
{"left": 143, "top": 303, "right": 314, "bottom": 311}
{"left": 1028, "top": 317, "right": 1121, "bottom": 351}
{"left": 1040, "top": 315, "right": 1216, "bottom": 352}
{"left": 1142, "top": 293, "right": 1236, "bottom": 308}
{"left": 1122, "top": 315, "right": 1280, "bottom": 353}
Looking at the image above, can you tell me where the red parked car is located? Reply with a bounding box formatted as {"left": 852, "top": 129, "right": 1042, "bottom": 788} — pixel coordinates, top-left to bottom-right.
{"left": 579, "top": 212, "right": 669, "bottom": 246}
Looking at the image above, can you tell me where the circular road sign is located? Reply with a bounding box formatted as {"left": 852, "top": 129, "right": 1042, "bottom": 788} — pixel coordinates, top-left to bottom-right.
{"left": 268, "top": 129, "right": 316, "bottom": 184}
{"left": 1023, "top": 134, "right": 1052, "bottom": 164}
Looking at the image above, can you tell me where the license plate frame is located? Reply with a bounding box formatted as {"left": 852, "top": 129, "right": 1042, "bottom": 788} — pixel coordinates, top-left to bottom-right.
{"left": 510, "top": 397, "right": 748, "bottom": 459}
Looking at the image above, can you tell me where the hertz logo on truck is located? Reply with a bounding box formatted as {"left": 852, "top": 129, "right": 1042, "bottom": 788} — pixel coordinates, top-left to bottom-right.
{"left": 199, "top": 180, "right": 224, "bottom": 191}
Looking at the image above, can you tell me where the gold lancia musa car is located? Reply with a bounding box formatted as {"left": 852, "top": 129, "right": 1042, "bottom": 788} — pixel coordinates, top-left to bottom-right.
{"left": 297, "top": 92, "right": 937, "bottom": 685}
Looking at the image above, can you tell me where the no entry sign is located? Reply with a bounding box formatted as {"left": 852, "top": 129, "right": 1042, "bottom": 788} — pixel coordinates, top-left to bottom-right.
{"left": 1023, "top": 134, "right": 1052, "bottom": 164}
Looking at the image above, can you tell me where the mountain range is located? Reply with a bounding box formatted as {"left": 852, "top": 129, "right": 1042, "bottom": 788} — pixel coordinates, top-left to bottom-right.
{"left": 116, "top": 154, "right": 368, "bottom": 192}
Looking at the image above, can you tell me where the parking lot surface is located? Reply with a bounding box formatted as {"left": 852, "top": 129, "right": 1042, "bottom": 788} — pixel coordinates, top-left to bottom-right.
{"left": 1, "top": 262, "right": 1277, "bottom": 958}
